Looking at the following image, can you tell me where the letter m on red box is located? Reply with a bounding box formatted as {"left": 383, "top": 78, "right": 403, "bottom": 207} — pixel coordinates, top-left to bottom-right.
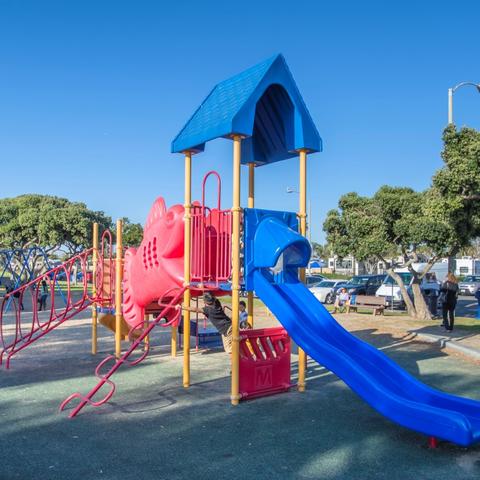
{"left": 255, "top": 365, "right": 273, "bottom": 388}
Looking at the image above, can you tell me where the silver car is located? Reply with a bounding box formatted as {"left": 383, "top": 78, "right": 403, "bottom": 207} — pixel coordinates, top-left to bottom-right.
{"left": 458, "top": 275, "right": 480, "bottom": 296}
{"left": 309, "top": 280, "right": 345, "bottom": 304}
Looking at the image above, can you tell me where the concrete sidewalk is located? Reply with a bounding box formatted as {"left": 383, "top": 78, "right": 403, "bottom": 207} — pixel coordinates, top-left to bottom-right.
{"left": 334, "top": 312, "right": 480, "bottom": 363}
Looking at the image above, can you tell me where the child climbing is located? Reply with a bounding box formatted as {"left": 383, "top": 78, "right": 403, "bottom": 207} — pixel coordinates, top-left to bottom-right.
{"left": 185, "top": 292, "right": 233, "bottom": 353}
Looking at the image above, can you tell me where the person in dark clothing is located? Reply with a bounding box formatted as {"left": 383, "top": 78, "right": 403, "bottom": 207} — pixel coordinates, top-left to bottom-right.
{"left": 475, "top": 287, "right": 480, "bottom": 307}
{"left": 202, "top": 292, "right": 232, "bottom": 353}
{"left": 8, "top": 284, "right": 24, "bottom": 311}
{"left": 186, "top": 292, "right": 232, "bottom": 353}
{"left": 38, "top": 280, "right": 49, "bottom": 311}
{"left": 440, "top": 273, "right": 459, "bottom": 332}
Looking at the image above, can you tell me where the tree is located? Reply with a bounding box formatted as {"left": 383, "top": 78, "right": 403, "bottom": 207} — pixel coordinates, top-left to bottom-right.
{"left": 310, "top": 242, "right": 330, "bottom": 260}
{"left": 430, "top": 125, "right": 480, "bottom": 266}
{"left": 324, "top": 187, "right": 453, "bottom": 320}
{"left": 323, "top": 125, "right": 480, "bottom": 320}
{"left": 118, "top": 218, "right": 144, "bottom": 248}
{"left": 460, "top": 238, "right": 480, "bottom": 258}
{"left": 0, "top": 194, "right": 112, "bottom": 277}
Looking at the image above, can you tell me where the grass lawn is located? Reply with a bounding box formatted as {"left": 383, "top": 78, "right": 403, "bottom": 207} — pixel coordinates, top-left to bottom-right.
{"left": 450, "top": 316, "right": 480, "bottom": 332}
{"left": 319, "top": 272, "right": 352, "bottom": 280}
{"left": 55, "top": 281, "right": 92, "bottom": 292}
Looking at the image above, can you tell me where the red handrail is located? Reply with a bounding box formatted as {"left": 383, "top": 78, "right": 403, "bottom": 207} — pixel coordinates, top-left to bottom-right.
{"left": 0, "top": 238, "right": 115, "bottom": 368}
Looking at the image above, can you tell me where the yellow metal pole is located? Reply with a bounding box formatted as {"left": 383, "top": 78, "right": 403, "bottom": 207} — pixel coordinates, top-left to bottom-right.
{"left": 144, "top": 313, "right": 150, "bottom": 352}
{"left": 91, "top": 222, "right": 99, "bottom": 355}
{"left": 183, "top": 152, "right": 192, "bottom": 387}
{"left": 231, "top": 135, "right": 242, "bottom": 406}
{"left": 115, "top": 219, "right": 123, "bottom": 359}
{"left": 247, "top": 162, "right": 255, "bottom": 328}
{"left": 171, "top": 324, "right": 177, "bottom": 357}
{"left": 298, "top": 149, "right": 308, "bottom": 392}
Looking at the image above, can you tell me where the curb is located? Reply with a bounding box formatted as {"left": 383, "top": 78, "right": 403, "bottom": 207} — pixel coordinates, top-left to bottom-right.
{"left": 408, "top": 330, "right": 480, "bottom": 361}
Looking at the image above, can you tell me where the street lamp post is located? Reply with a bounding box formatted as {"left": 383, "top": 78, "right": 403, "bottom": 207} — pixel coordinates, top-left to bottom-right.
{"left": 448, "top": 82, "right": 480, "bottom": 125}
{"left": 446, "top": 82, "right": 480, "bottom": 275}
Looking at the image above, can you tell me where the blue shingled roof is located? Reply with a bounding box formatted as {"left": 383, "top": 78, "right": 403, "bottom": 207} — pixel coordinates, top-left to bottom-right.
{"left": 171, "top": 54, "right": 322, "bottom": 165}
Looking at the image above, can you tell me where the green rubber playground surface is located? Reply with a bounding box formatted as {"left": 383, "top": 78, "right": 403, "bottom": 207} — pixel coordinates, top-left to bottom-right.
{"left": 1, "top": 315, "right": 480, "bottom": 479}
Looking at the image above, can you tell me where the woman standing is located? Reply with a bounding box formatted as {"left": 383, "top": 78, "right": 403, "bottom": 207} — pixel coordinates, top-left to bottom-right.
{"left": 440, "top": 273, "right": 459, "bottom": 332}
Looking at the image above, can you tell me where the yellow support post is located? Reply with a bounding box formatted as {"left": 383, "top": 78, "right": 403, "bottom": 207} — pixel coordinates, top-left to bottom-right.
{"left": 171, "top": 326, "right": 177, "bottom": 357}
{"left": 247, "top": 162, "right": 255, "bottom": 328}
{"left": 231, "top": 135, "right": 242, "bottom": 406}
{"left": 144, "top": 313, "right": 150, "bottom": 352}
{"left": 183, "top": 151, "right": 192, "bottom": 387}
{"left": 91, "top": 222, "right": 99, "bottom": 355}
{"left": 298, "top": 149, "right": 308, "bottom": 392}
{"left": 115, "top": 219, "right": 123, "bottom": 359}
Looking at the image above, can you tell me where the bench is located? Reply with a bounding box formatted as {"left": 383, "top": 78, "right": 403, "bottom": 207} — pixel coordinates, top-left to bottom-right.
{"left": 346, "top": 295, "right": 386, "bottom": 315}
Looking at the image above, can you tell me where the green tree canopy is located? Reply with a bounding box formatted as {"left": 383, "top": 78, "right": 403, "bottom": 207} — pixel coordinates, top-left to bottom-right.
{"left": 0, "top": 194, "right": 112, "bottom": 255}
{"left": 324, "top": 187, "right": 453, "bottom": 319}
{"left": 323, "top": 125, "right": 480, "bottom": 320}
{"left": 310, "top": 241, "right": 330, "bottom": 259}
{"left": 119, "top": 218, "right": 144, "bottom": 248}
{"left": 430, "top": 125, "right": 480, "bottom": 254}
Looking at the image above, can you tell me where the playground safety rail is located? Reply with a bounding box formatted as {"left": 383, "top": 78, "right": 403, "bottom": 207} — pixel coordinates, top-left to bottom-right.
{"left": 190, "top": 171, "right": 232, "bottom": 285}
{"left": 0, "top": 246, "right": 68, "bottom": 311}
{"left": 0, "top": 232, "right": 115, "bottom": 368}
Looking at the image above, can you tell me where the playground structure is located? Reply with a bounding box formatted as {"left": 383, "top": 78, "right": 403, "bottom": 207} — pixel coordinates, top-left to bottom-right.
{"left": 0, "top": 231, "right": 116, "bottom": 368}
{"left": 2, "top": 54, "right": 480, "bottom": 447}
{"left": 0, "top": 246, "right": 67, "bottom": 310}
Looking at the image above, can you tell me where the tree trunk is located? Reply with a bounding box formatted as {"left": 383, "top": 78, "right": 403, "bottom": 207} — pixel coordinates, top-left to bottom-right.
{"left": 447, "top": 255, "right": 456, "bottom": 274}
{"left": 386, "top": 268, "right": 417, "bottom": 318}
{"left": 410, "top": 279, "right": 432, "bottom": 321}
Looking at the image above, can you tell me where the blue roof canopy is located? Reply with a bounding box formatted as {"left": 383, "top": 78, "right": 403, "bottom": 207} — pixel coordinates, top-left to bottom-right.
{"left": 171, "top": 54, "right": 322, "bottom": 165}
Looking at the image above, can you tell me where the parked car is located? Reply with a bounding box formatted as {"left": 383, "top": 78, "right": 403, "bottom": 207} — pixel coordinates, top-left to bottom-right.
{"left": 344, "top": 275, "right": 386, "bottom": 296}
{"left": 309, "top": 280, "right": 345, "bottom": 304}
{"left": 306, "top": 274, "right": 325, "bottom": 286}
{"left": 331, "top": 281, "right": 350, "bottom": 295}
{"left": 458, "top": 275, "right": 480, "bottom": 296}
{"left": 376, "top": 269, "right": 442, "bottom": 309}
{"left": 375, "top": 272, "right": 413, "bottom": 308}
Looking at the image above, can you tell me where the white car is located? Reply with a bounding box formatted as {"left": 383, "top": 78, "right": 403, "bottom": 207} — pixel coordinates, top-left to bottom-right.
{"left": 376, "top": 271, "right": 441, "bottom": 308}
{"left": 309, "top": 280, "right": 346, "bottom": 304}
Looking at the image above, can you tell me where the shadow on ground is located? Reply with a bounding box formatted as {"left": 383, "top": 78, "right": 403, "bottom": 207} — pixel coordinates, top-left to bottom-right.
{"left": 1, "top": 321, "right": 480, "bottom": 479}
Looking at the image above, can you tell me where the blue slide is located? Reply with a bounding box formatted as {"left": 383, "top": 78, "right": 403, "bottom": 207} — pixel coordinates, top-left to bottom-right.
{"left": 253, "top": 268, "right": 480, "bottom": 446}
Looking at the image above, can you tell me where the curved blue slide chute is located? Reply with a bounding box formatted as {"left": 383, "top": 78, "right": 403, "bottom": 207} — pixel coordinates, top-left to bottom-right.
{"left": 249, "top": 212, "right": 480, "bottom": 446}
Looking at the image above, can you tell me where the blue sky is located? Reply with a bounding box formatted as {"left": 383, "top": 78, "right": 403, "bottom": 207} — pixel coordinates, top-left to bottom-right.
{"left": 1, "top": 0, "right": 479, "bottom": 242}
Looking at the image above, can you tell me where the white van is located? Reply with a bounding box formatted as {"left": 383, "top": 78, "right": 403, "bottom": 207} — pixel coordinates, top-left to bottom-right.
{"left": 375, "top": 262, "right": 447, "bottom": 308}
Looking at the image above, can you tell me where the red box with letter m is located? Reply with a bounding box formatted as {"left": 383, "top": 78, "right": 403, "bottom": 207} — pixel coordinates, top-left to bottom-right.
{"left": 239, "top": 327, "right": 291, "bottom": 400}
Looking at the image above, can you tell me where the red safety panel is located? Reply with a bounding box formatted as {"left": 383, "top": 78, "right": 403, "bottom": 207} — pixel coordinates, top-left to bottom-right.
{"left": 239, "top": 327, "right": 291, "bottom": 400}
{"left": 190, "top": 171, "right": 232, "bottom": 284}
